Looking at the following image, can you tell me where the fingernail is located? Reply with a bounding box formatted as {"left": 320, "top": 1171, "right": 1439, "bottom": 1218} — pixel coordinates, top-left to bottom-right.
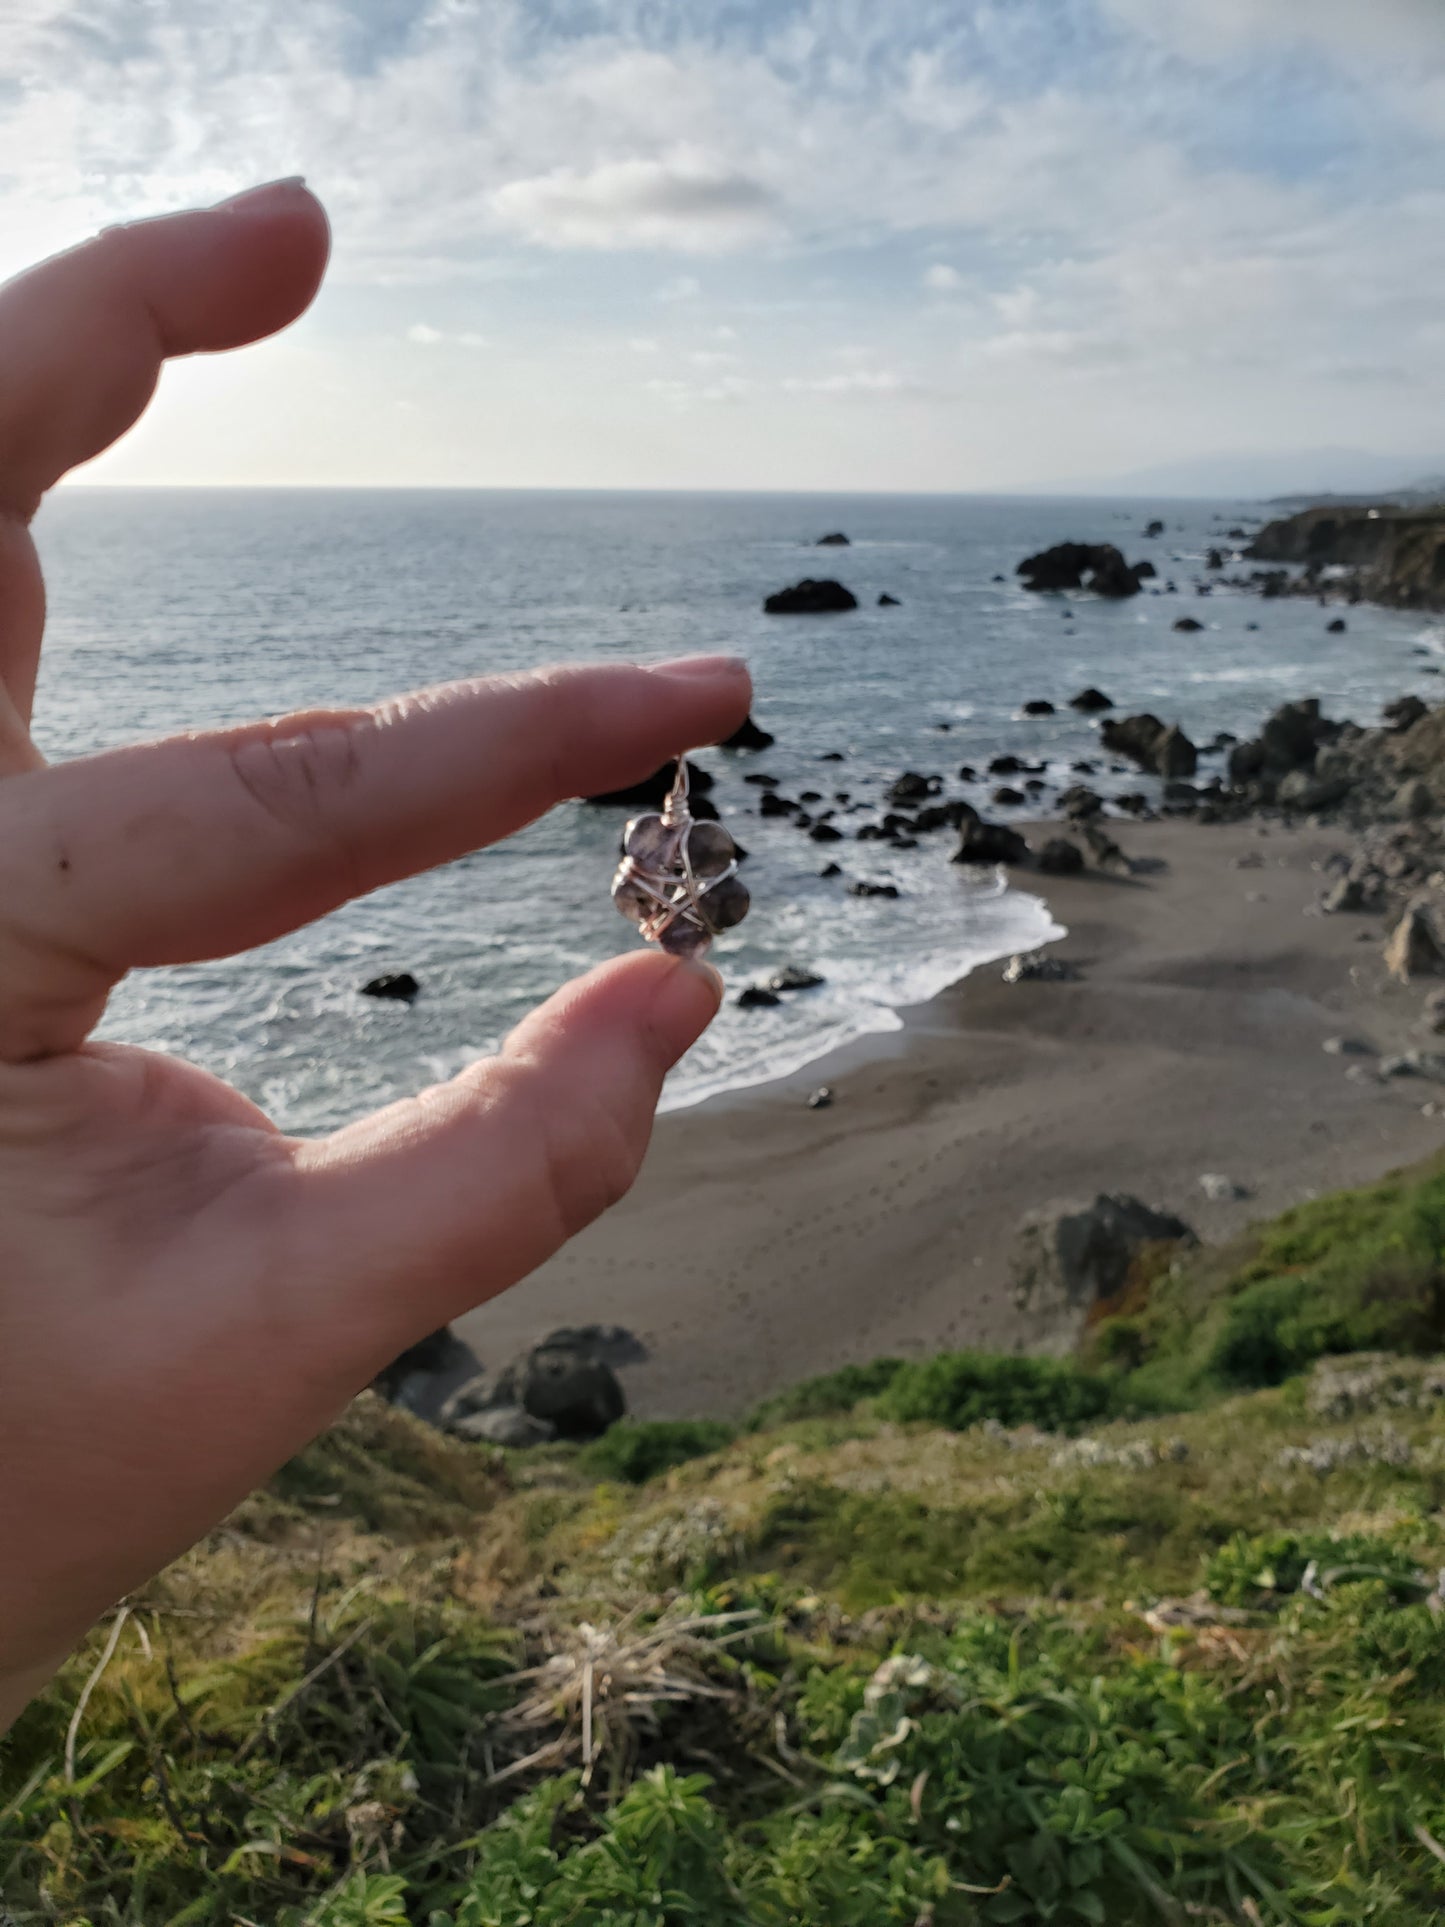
{"left": 652, "top": 955, "right": 725, "bottom": 1057}
{"left": 646, "top": 654, "right": 748, "bottom": 681}
{"left": 682, "top": 958, "right": 725, "bottom": 1007}
{"left": 215, "top": 176, "right": 310, "bottom": 213}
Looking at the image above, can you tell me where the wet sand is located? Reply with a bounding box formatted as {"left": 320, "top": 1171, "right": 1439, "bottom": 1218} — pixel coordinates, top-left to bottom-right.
{"left": 458, "top": 816, "right": 1445, "bottom": 1417}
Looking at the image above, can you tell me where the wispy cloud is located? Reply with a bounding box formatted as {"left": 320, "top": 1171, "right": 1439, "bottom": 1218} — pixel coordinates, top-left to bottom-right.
{"left": 407, "top": 323, "right": 487, "bottom": 348}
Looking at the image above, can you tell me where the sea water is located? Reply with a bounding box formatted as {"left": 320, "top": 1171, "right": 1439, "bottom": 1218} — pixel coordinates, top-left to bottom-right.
{"left": 31, "top": 487, "right": 1444, "bottom": 1130}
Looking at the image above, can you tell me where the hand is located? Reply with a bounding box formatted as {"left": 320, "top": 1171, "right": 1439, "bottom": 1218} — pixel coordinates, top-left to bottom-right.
{"left": 0, "top": 181, "right": 750, "bottom": 1727}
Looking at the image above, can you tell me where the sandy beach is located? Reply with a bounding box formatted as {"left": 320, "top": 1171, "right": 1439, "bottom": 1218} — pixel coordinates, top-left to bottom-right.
{"left": 458, "top": 814, "right": 1445, "bottom": 1417}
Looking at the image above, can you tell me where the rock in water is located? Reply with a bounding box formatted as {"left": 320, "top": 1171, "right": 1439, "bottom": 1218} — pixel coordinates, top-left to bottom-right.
{"left": 1069, "top": 687, "right": 1114, "bottom": 712}
{"left": 816, "top": 530, "right": 851, "bottom": 546}
{"left": 1144, "top": 518, "right": 1166, "bottom": 538}
{"left": 586, "top": 758, "right": 714, "bottom": 808}
{"left": 1327, "top": 617, "right": 1347, "bottom": 633}
{"left": 877, "top": 592, "right": 901, "bottom": 606}
{"left": 764, "top": 578, "right": 859, "bottom": 614}
{"left": 1016, "top": 541, "right": 1143, "bottom": 597}
{"left": 361, "top": 971, "right": 420, "bottom": 1002}
{"left": 720, "top": 714, "right": 775, "bottom": 752}
{"left": 1385, "top": 903, "right": 1445, "bottom": 982}
{"left": 1023, "top": 699, "right": 1056, "bottom": 716}
{"left": 737, "top": 984, "right": 782, "bottom": 1008}
{"left": 1101, "top": 714, "right": 1198, "bottom": 777}
{"left": 1172, "top": 616, "right": 1204, "bottom": 633}
{"left": 769, "top": 965, "right": 825, "bottom": 991}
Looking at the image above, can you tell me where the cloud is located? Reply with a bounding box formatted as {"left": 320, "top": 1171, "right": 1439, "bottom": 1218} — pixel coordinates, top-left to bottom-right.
{"left": 627, "top": 336, "right": 661, "bottom": 353}
{"left": 407, "top": 323, "right": 486, "bottom": 348}
{"left": 491, "top": 153, "right": 777, "bottom": 252}
{"left": 923, "top": 263, "right": 962, "bottom": 291}
{"left": 687, "top": 349, "right": 738, "bottom": 367}
{"left": 1101, "top": 0, "right": 1445, "bottom": 67}
{"left": 782, "top": 368, "right": 912, "bottom": 396}
{"left": 656, "top": 275, "right": 702, "bottom": 303}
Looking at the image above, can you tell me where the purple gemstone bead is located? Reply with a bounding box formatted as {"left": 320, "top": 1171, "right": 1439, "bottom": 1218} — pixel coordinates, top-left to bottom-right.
{"left": 699, "top": 874, "right": 750, "bottom": 932}
{"left": 623, "top": 813, "right": 682, "bottom": 869}
{"left": 684, "top": 820, "right": 737, "bottom": 877}
{"left": 658, "top": 917, "right": 714, "bottom": 959}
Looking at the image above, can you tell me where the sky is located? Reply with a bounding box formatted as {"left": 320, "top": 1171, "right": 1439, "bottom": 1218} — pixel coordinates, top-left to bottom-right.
{"left": 6, "top": 0, "right": 1445, "bottom": 494}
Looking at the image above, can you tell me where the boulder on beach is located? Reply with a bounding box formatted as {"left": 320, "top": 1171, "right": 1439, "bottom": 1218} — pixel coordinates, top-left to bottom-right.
{"left": 373, "top": 1325, "right": 474, "bottom": 1412}
{"left": 1385, "top": 903, "right": 1445, "bottom": 983}
{"left": 954, "top": 815, "right": 1030, "bottom": 866}
{"left": 1101, "top": 713, "right": 1198, "bottom": 778}
{"left": 1009, "top": 1195, "right": 1197, "bottom": 1351}
{"left": 764, "top": 578, "right": 858, "bottom": 614}
{"left": 816, "top": 531, "right": 851, "bottom": 546}
{"left": 720, "top": 714, "right": 775, "bottom": 751}
{"left": 1069, "top": 687, "right": 1114, "bottom": 713}
{"left": 361, "top": 971, "right": 420, "bottom": 1003}
{"left": 993, "top": 785, "right": 1025, "bottom": 806}
{"left": 1036, "top": 838, "right": 1085, "bottom": 875}
{"left": 585, "top": 757, "right": 713, "bottom": 807}
{"left": 492, "top": 1341, "right": 625, "bottom": 1440}
{"left": 1016, "top": 541, "right": 1143, "bottom": 598}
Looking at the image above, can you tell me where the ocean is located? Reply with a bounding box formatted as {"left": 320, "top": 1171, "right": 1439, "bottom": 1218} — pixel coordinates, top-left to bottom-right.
{"left": 31, "top": 487, "right": 1445, "bottom": 1131}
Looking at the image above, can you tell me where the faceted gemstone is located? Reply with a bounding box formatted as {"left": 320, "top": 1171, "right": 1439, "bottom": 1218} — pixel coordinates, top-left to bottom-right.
{"left": 684, "top": 819, "right": 737, "bottom": 877}
{"left": 699, "top": 874, "right": 750, "bottom": 932}
{"left": 611, "top": 870, "right": 657, "bottom": 925}
{"left": 658, "top": 917, "right": 714, "bottom": 960}
{"left": 622, "top": 813, "right": 681, "bottom": 869}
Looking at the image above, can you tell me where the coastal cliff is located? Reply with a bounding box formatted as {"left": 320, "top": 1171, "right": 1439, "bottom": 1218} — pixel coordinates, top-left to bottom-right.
{"left": 1247, "top": 502, "right": 1445, "bottom": 610}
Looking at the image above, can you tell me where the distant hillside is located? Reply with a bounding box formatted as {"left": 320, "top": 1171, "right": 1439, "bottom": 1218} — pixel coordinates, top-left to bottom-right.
{"left": 1248, "top": 501, "right": 1445, "bottom": 610}
{"left": 1034, "top": 447, "right": 1445, "bottom": 501}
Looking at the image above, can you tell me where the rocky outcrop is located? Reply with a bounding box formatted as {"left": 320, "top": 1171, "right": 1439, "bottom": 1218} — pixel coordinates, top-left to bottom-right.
{"left": 816, "top": 531, "right": 851, "bottom": 546}
{"left": 953, "top": 813, "right": 1030, "bottom": 866}
{"left": 1035, "top": 838, "right": 1085, "bottom": 875}
{"left": 361, "top": 971, "right": 420, "bottom": 1003}
{"left": 1246, "top": 504, "right": 1445, "bottom": 612}
{"left": 721, "top": 715, "right": 775, "bottom": 751}
{"left": 586, "top": 758, "right": 714, "bottom": 807}
{"left": 1016, "top": 542, "right": 1144, "bottom": 598}
{"left": 764, "top": 578, "right": 859, "bottom": 613}
{"left": 1384, "top": 903, "right": 1445, "bottom": 983}
{"left": 1100, "top": 714, "right": 1198, "bottom": 777}
{"left": 1070, "top": 687, "right": 1113, "bottom": 712}
{"left": 492, "top": 1340, "right": 626, "bottom": 1440}
{"left": 1010, "top": 1195, "right": 1197, "bottom": 1355}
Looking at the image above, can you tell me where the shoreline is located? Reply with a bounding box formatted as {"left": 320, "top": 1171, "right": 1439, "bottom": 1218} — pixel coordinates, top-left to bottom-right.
{"left": 458, "top": 812, "right": 1445, "bottom": 1417}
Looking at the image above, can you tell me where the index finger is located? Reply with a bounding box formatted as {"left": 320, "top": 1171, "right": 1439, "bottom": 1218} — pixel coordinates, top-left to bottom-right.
{"left": 0, "top": 655, "right": 753, "bottom": 1061}
{"left": 0, "top": 180, "right": 330, "bottom": 721}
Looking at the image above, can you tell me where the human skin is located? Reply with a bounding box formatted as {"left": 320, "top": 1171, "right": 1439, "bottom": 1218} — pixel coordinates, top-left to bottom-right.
{"left": 0, "top": 179, "right": 751, "bottom": 1730}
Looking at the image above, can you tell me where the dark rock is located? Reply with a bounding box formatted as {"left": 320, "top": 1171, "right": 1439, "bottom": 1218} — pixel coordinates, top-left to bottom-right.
{"left": 799, "top": 789, "right": 822, "bottom": 803}
{"left": 988, "top": 754, "right": 1025, "bottom": 776}
{"left": 1022, "top": 699, "right": 1056, "bottom": 716}
{"left": 993, "top": 786, "right": 1026, "bottom": 806}
{"left": 819, "top": 750, "right": 846, "bottom": 761}
{"left": 765, "top": 578, "right": 858, "bottom": 614}
{"left": 1134, "top": 559, "right": 1158, "bottom": 580}
{"left": 759, "top": 790, "right": 798, "bottom": 817}
{"left": 954, "top": 818, "right": 1030, "bottom": 866}
{"left": 770, "top": 966, "right": 825, "bottom": 992}
{"left": 586, "top": 757, "right": 713, "bottom": 807}
{"left": 878, "top": 592, "right": 901, "bottom": 606}
{"left": 1060, "top": 785, "right": 1103, "bottom": 819}
{"left": 361, "top": 971, "right": 420, "bottom": 1003}
{"left": 817, "top": 531, "right": 851, "bottom": 546}
{"left": 1016, "top": 541, "right": 1143, "bottom": 597}
{"left": 738, "top": 985, "right": 782, "bottom": 1008}
{"left": 1115, "top": 792, "right": 1149, "bottom": 816}
{"left": 1246, "top": 620, "right": 1260, "bottom": 631}
{"left": 1082, "top": 822, "right": 1129, "bottom": 871}
{"left": 1384, "top": 695, "right": 1429, "bottom": 733}
{"left": 1326, "top": 617, "right": 1347, "bottom": 634}
{"left": 1173, "top": 616, "right": 1204, "bottom": 633}
{"left": 957, "top": 764, "right": 977, "bottom": 781}
{"left": 1010, "top": 1195, "right": 1197, "bottom": 1343}
{"left": 888, "top": 771, "right": 943, "bottom": 804}
{"left": 540, "top": 1324, "right": 647, "bottom": 1368}
{"left": 809, "top": 822, "right": 844, "bottom": 842}
{"left": 1206, "top": 547, "right": 1224, "bottom": 570}
{"left": 1070, "top": 687, "right": 1113, "bottom": 712}
{"left": 494, "top": 1344, "right": 625, "bottom": 1441}
{"left": 744, "top": 772, "right": 779, "bottom": 787}
{"left": 1144, "top": 519, "right": 1166, "bottom": 537}
{"left": 373, "top": 1325, "right": 471, "bottom": 1406}
{"left": 1101, "top": 713, "right": 1198, "bottom": 777}
{"left": 819, "top": 861, "right": 843, "bottom": 878}
{"left": 1036, "top": 838, "right": 1085, "bottom": 875}
{"left": 721, "top": 714, "right": 775, "bottom": 752}
{"left": 453, "top": 1406, "right": 556, "bottom": 1449}
{"left": 992, "top": 573, "right": 1007, "bottom": 583}
{"left": 848, "top": 880, "right": 901, "bottom": 899}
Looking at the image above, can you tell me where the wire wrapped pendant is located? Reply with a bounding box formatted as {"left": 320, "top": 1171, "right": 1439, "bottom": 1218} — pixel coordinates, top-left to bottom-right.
{"left": 611, "top": 759, "right": 749, "bottom": 959}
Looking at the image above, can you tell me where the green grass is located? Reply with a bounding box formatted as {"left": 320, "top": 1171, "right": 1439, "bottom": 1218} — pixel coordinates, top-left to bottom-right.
{"left": 10, "top": 1157, "right": 1445, "bottom": 1923}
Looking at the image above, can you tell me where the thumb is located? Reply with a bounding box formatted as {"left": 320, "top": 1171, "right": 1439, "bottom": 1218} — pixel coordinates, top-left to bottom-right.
{"left": 287, "top": 950, "right": 724, "bottom": 1359}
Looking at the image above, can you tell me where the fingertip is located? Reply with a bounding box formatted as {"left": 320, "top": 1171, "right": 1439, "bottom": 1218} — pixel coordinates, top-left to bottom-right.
{"left": 648, "top": 955, "right": 725, "bottom": 1067}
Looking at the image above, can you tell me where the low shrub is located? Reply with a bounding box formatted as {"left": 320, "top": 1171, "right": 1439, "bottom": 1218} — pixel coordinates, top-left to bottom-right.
{"left": 580, "top": 1418, "right": 736, "bottom": 1484}
{"left": 879, "top": 1350, "right": 1115, "bottom": 1432}
{"left": 749, "top": 1356, "right": 906, "bottom": 1426}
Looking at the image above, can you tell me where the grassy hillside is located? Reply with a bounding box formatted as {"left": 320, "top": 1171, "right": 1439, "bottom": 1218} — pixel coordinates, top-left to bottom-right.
{"left": 6, "top": 1159, "right": 1445, "bottom": 1924}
